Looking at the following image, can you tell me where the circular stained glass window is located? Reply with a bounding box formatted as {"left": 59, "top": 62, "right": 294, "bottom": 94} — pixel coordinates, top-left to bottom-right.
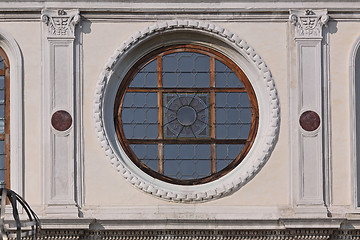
{"left": 114, "top": 45, "right": 258, "bottom": 185}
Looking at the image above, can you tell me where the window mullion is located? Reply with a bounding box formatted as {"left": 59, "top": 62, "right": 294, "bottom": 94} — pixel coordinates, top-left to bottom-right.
{"left": 210, "top": 57, "right": 216, "bottom": 174}
{"left": 157, "top": 56, "right": 164, "bottom": 174}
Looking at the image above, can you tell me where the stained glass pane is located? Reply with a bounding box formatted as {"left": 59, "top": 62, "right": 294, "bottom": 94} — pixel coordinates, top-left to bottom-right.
{"left": 164, "top": 93, "right": 209, "bottom": 138}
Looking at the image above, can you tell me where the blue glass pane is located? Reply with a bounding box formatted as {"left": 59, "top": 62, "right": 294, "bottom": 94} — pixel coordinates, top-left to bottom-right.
{"left": 0, "top": 76, "right": 4, "bottom": 89}
{"left": 215, "top": 59, "right": 231, "bottom": 72}
{"left": 162, "top": 73, "right": 177, "bottom": 87}
{"left": 216, "top": 144, "right": 244, "bottom": 172}
{"left": 130, "top": 72, "right": 157, "bottom": 88}
{"left": 0, "top": 57, "right": 4, "bottom": 69}
{"left": 239, "top": 93, "right": 251, "bottom": 107}
{"left": 0, "top": 141, "right": 4, "bottom": 155}
{"left": 215, "top": 124, "right": 251, "bottom": 139}
{"left": 0, "top": 105, "right": 4, "bottom": 118}
{"left": 123, "top": 123, "right": 158, "bottom": 139}
{"left": 0, "top": 170, "right": 4, "bottom": 187}
{"left": 0, "top": 90, "right": 4, "bottom": 104}
{"left": 215, "top": 59, "right": 244, "bottom": 88}
{"left": 130, "top": 144, "right": 159, "bottom": 172}
{"left": 142, "top": 59, "right": 157, "bottom": 72}
{"left": 162, "top": 52, "right": 210, "bottom": 88}
{"left": 0, "top": 120, "right": 4, "bottom": 134}
{"left": 129, "top": 59, "right": 158, "bottom": 87}
{"left": 215, "top": 108, "right": 251, "bottom": 125}
{"left": 141, "top": 160, "right": 158, "bottom": 172}
{"left": 215, "top": 92, "right": 253, "bottom": 108}
{"left": 163, "top": 52, "right": 210, "bottom": 72}
{"left": 163, "top": 144, "right": 211, "bottom": 180}
{"left": 121, "top": 108, "right": 159, "bottom": 124}
{"left": 214, "top": 92, "right": 252, "bottom": 138}
{"left": 121, "top": 92, "right": 158, "bottom": 139}
{"left": 0, "top": 155, "right": 4, "bottom": 169}
{"left": 239, "top": 108, "right": 252, "bottom": 123}
{"left": 122, "top": 92, "right": 157, "bottom": 108}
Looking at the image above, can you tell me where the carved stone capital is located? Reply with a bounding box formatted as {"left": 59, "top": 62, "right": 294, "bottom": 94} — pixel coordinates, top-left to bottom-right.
{"left": 289, "top": 9, "right": 328, "bottom": 39}
{"left": 41, "top": 9, "right": 80, "bottom": 38}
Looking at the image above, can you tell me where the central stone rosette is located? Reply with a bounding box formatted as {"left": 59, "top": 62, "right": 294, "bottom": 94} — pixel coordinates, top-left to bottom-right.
{"left": 164, "top": 93, "right": 209, "bottom": 138}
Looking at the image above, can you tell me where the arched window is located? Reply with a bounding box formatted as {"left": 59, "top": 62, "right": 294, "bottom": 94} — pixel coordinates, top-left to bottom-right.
{"left": 352, "top": 38, "right": 360, "bottom": 208}
{"left": 0, "top": 47, "right": 9, "bottom": 189}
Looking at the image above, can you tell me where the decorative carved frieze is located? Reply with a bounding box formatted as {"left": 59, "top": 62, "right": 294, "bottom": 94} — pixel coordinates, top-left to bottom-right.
{"left": 289, "top": 9, "right": 329, "bottom": 38}
{"left": 6, "top": 228, "right": 360, "bottom": 240}
{"left": 41, "top": 9, "right": 80, "bottom": 37}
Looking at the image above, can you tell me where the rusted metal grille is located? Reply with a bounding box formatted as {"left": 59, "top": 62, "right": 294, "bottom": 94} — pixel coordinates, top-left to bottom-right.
{"left": 114, "top": 45, "right": 258, "bottom": 185}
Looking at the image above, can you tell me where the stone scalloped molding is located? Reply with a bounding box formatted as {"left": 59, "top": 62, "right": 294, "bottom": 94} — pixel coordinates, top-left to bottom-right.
{"left": 93, "top": 20, "right": 280, "bottom": 202}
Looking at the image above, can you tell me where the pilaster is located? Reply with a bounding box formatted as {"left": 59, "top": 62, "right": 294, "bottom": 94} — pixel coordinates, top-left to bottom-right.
{"left": 41, "top": 9, "right": 80, "bottom": 216}
{"left": 289, "top": 9, "right": 329, "bottom": 215}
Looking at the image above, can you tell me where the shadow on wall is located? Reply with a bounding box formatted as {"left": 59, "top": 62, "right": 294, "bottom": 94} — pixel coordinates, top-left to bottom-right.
{"left": 79, "top": 18, "right": 92, "bottom": 35}
{"left": 327, "top": 19, "right": 338, "bottom": 35}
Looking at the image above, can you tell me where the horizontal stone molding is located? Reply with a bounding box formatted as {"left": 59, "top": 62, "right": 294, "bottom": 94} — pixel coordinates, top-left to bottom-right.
{"left": 5, "top": 228, "right": 360, "bottom": 240}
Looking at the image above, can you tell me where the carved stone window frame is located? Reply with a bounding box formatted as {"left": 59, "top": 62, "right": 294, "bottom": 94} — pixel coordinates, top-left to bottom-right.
{"left": 0, "top": 28, "right": 23, "bottom": 211}
{"left": 350, "top": 35, "right": 360, "bottom": 211}
{"left": 0, "top": 47, "right": 10, "bottom": 190}
{"left": 94, "top": 20, "right": 280, "bottom": 202}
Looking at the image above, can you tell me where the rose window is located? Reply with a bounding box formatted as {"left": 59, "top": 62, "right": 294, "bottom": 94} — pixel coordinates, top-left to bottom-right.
{"left": 114, "top": 44, "right": 259, "bottom": 185}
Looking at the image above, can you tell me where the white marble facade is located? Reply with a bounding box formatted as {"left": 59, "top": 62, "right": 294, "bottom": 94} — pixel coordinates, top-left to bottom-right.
{"left": 1, "top": 0, "right": 360, "bottom": 238}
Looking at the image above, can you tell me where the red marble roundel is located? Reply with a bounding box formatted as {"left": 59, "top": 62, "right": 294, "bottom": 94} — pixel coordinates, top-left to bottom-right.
{"left": 299, "top": 110, "right": 320, "bottom": 132}
{"left": 51, "top": 110, "right": 72, "bottom": 131}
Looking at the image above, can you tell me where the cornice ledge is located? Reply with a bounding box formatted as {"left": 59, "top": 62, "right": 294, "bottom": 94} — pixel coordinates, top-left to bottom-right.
{"left": 280, "top": 218, "right": 345, "bottom": 229}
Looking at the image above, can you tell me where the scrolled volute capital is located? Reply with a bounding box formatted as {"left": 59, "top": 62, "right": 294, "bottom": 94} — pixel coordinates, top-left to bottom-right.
{"left": 41, "top": 9, "right": 80, "bottom": 37}
{"left": 289, "top": 9, "right": 329, "bottom": 38}
{"left": 41, "top": 14, "right": 50, "bottom": 24}
{"left": 289, "top": 14, "right": 298, "bottom": 25}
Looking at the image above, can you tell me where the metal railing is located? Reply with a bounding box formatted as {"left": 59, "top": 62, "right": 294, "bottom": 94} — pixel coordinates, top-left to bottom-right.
{"left": 0, "top": 188, "right": 40, "bottom": 240}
